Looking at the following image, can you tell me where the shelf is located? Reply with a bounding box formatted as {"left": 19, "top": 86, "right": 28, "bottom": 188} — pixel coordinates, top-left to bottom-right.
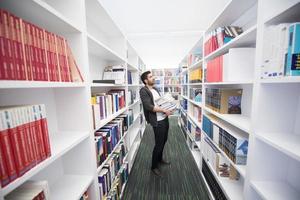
{"left": 264, "top": 2, "right": 300, "bottom": 25}
{"left": 204, "top": 81, "right": 253, "bottom": 85}
{"left": 2, "top": 131, "right": 90, "bottom": 196}
{"left": 187, "top": 59, "right": 203, "bottom": 71}
{"left": 187, "top": 112, "right": 202, "bottom": 129}
{"left": 202, "top": 129, "right": 246, "bottom": 178}
{"left": 251, "top": 181, "right": 300, "bottom": 200}
{"left": 202, "top": 158, "right": 244, "bottom": 200}
{"left": 181, "top": 95, "right": 189, "bottom": 100}
{"left": 189, "top": 83, "right": 202, "bottom": 86}
{"left": 164, "top": 84, "right": 181, "bottom": 86}
{"left": 127, "top": 63, "right": 139, "bottom": 71}
{"left": 188, "top": 99, "right": 203, "bottom": 108}
{"left": 1, "top": 0, "right": 83, "bottom": 34}
{"left": 260, "top": 76, "right": 300, "bottom": 84}
{"left": 94, "top": 107, "right": 127, "bottom": 131}
{"left": 255, "top": 132, "right": 300, "bottom": 162}
{"left": 90, "top": 83, "right": 126, "bottom": 88}
{"left": 128, "top": 100, "right": 140, "bottom": 108}
{"left": 205, "top": 25, "right": 257, "bottom": 61}
{"left": 0, "top": 81, "right": 86, "bottom": 89}
{"left": 200, "top": 171, "right": 215, "bottom": 200}
{"left": 87, "top": 34, "right": 125, "bottom": 62}
{"left": 50, "top": 175, "right": 93, "bottom": 200}
{"left": 97, "top": 134, "right": 126, "bottom": 173}
{"left": 203, "top": 106, "right": 251, "bottom": 133}
{"left": 206, "top": 0, "right": 257, "bottom": 33}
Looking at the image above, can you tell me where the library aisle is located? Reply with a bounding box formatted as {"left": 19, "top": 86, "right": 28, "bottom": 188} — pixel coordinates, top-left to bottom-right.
{"left": 122, "top": 117, "right": 210, "bottom": 200}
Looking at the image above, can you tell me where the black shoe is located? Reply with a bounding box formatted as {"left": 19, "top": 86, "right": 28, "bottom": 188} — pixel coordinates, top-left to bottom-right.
{"left": 160, "top": 160, "right": 171, "bottom": 165}
{"left": 151, "top": 168, "right": 162, "bottom": 177}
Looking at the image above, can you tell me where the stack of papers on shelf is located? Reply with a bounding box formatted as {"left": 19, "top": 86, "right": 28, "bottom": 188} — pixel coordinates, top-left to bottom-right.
{"left": 156, "top": 93, "right": 178, "bottom": 111}
{"left": 103, "top": 65, "right": 126, "bottom": 84}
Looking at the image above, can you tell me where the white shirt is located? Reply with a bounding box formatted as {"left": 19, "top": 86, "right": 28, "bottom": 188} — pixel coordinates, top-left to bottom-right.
{"left": 150, "top": 88, "right": 166, "bottom": 121}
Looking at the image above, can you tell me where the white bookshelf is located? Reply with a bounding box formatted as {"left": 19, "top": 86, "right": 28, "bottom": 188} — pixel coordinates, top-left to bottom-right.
{"left": 0, "top": 0, "right": 146, "bottom": 199}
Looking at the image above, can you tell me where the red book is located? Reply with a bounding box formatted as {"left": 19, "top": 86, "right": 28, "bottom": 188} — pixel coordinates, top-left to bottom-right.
{"left": 56, "top": 35, "right": 68, "bottom": 82}
{"left": 33, "top": 105, "right": 47, "bottom": 161}
{"left": 9, "top": 13, "right": 20, "bottom": 80}
{"left": 0, "top": 141, "right": 10, "bottom": 187}
{"left": 2, "top": 109, "right": 26, "bottom": 178}
{"left": 43, "top": 30, "right": 51, "bottom": 81}
{"left": 15, "top": 108, "right": 32, "bottom": 173}
{"left": 0, "top": 10, "right": 5, "bottom": 79}
{"left": 29, "top": 24, "right": 38, "bottom": 80}
{"left": 63, "top": 39, "right": 71, "bottom": 82}
{"left": 2, "top": 10, "right": 15, "bottom": 80}
{"left": 14, "top": 16, "right": 26, "bottom": 80}
{"left": 38, "top": 105, "right": 51, "bottom": 158}
{"left": 53, "top": 35, "right": 60, "bottom": 81}
{"left": 37, "top": 27, "right": 47, "bottom": 81}
{"left": 21, "top": 21, "right": 33, "bottom": 80}
{"left": 28, "top": 106, "right": 42, "bottom": 164}
{"left": 23, "top": 106, "right": 36, "bottom": 169}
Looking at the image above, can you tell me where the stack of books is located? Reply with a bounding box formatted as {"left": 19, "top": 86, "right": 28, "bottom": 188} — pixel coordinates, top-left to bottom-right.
{"left": 189, "top": 68, "right": 202, "bottom": 83}
{"left": 204, "top": 26, "right": 243, "bottom": 56}
{"left": 0, "top": 105, "right": 51, "bottom": 188}
{"left": 91, "top": 89, "right": 126, "bottom": 128}
{"left": 0, "top": 9, "right": 83, "bottom": 82}
{"left": 190, "top": 88, "right": 202, "bottom": 103}
{"left": 5, "top": 180, "right": 50, "bottom": 200}
{"left": 155, "top": 93, "right": 177, "bottom": 111}
{"left": 94, "top": 118, "right": 126, "bottom": 167}
{"left": 102, "top": 65, "right": 126, "bottom": 84}
{"left": 205, "top": 88, "right": 242, "bottom": 114}
{"left": 98, "top": 161, "right": 129, "bottom": 199}
{"left": 262, "top": 23, "right": 300, "bottom": 78}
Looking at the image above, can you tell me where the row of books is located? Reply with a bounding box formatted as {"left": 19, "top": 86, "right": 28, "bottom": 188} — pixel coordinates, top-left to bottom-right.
{"left": 151, "top": 69, "right": 163, "bottom": 76}
{"left": 189, "top": 68, "right": 202, "bottom": 83}
{"left": 190, "top": 104, "right": 202, "bottom": 123}
{"left": 202, "top": 158, "right": 227, "bottom": 200}
{"left": 164, "top": 77, "right": 180, "bottom": 85}
{"left": 5, "top": 180, "right": 50, "bottom": 200}
{"left": 0, "top": 9, "right": 83, "bottom": 82}
{"left": 202, "top": 115, "right": 248, "bottom": 165}
{"left": 180, "top": 99, "right": 188, "bottom": 111}
{"left": 164, "top": 86, "right": 180, "bottom": 93}
{"left": 190, "top": 88, "right": 202, "bottom": 103}
{"left": 187, "top": 52, "right": 202, "bottom": 67}
{"left": 187, "top": 119, "right": 201, "bottom": 142}
{"left": 128, "top": 89, "right": 137, "bottom": 105}
{"left": 202, "top": 137, "right": 240, "bottom": 180}
{"left": 91, "top": 90, "right": 126, "bottom": 129}
{"left": 94, "top": 112, "right": 131, "bottom": 168}
{"left": 206, "top": 48, "right": 255, "bottom": 83}
{"left": 0, "top": 105, "right": 51, "bottom": 188}
{"left": 103, "top": 65, "right": 126, "bottom": 84}
{"left": 127, "top": 71, "right": 139, "bottom": 85}
{"left": 262, "top": 23, "right": 300, "bottom": 78}
{"left": 164, "top": 68, "right": 180, "bottom": 76}
{"left": 182, "top": 86, "right": 188, "bottom": 97}
{"left": 98, "top": 161, "right": 129, "bottom": 199}
{"left": 205, "top": 88, "right": 242, "bottom": 114}
{"left": 182, "top": 73, "right": 188, "bottom": 84}
{"left": 204, "top": 26, "right": 243, "bottom": 56}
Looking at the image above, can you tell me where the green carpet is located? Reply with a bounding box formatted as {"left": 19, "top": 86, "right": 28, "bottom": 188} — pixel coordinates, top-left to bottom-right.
{"left": 122, "top": 117, "right": 210, "bottom": 200}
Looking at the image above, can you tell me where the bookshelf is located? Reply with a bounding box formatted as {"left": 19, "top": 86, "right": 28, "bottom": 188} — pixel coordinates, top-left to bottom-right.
{"left": 178, "top": 0, "right": 300, "bottom": 200}
{"left": 0, "top": 0, "right": 146, "bottom": 200}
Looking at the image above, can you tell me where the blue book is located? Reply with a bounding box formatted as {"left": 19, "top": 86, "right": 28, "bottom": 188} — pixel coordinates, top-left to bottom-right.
{"left": 286, "top": 23, "right": 300, "bottom": 76}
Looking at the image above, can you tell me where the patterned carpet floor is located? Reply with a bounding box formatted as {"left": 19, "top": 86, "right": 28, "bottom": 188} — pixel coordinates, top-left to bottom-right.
{"left": 122, "top": 117, "right": 210, "bottom": 200}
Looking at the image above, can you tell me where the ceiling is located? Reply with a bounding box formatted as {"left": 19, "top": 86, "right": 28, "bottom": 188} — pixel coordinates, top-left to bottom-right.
{"left": 99, "top": 0, "right": 229, "bottom": 68}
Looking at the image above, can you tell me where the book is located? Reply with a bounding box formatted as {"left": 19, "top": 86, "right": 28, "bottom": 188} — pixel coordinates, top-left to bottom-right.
{"left": 205, "top": 88, "right": 242, "bottom": 114}
{"left": 0, "top": 9, "right": 84, "bottom": 82}
{"left": 286, "top": 23, "right": 300, "bottom": 76}
{"left": 103, "top": 65, "right": 126, "bottom": 84}
{"left": 93, "top": 80, "right": 116, "bottom": 84}
{"left": 189, "top": 68, "right": 202, "bottom": 83}
{"left": 0, "top": 105, "right": 51, "bottom": 188}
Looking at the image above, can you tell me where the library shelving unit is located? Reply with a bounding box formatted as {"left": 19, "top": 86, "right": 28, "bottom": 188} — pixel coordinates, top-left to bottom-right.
{"left": 178, "top": 0, "right": 300, "bottom": 200}
{"left": 0, "top": 0, "right": 146, "bottom": 200}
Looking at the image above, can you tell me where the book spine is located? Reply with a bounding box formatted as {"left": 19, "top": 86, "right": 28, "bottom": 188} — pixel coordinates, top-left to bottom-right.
{"left": 15, "top": 16, "right": 26, "bottom": 80}
{"left": 10, "top": 13, "right": 21, "bottom": 80}
{"left": 0, "top": 140, "right": 10, "bottom": 187}
{"left": 33, "top": 105, "right": 47, "bottom": 161}
{"left": 2, "top": 10, "right": 15, "bottom": 80}
{"left": 39, "top": 105, "right": 51, "bottom": 157}
{"left": 62, "top": 39, "right": 71, "bottom": 82}
{"left": 39, "top": 27, "right": 48, "bottom": 81}
{"left": 28, "top": 106, "right": 42, "bottom": 164}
